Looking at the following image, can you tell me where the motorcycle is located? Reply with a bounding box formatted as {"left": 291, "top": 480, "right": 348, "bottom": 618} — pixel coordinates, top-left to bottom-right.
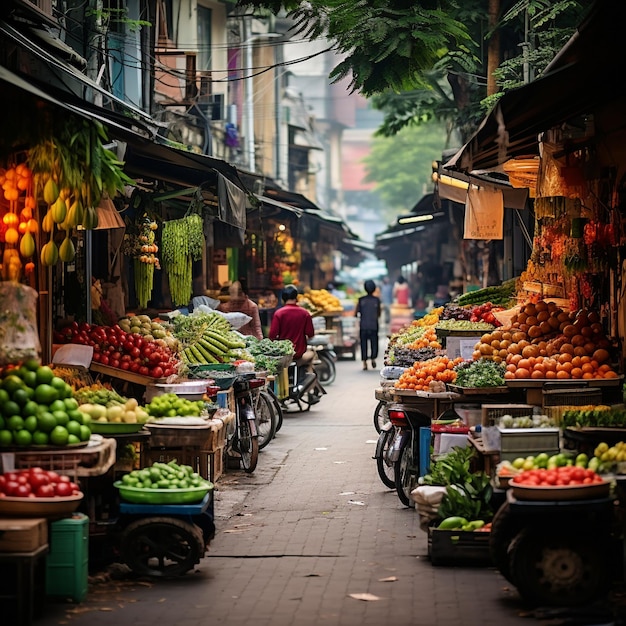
{"left": 309, "top": 335, "right": 337, "bottom": 386}
{"left": 384, "top": 403, "right": 431, "bottom": 507}
{"left": 280, "top": 358, "right": 327, "bottom": 412}
{"left": 225, "top": 375, "right": 261, "bottom": 472}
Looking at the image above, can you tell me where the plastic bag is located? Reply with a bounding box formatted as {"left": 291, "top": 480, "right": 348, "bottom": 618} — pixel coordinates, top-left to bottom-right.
{"left": 217, "top": 311, "right": 252, "bottom": 330}
{"left": 0, "top": 282, "right": 41, "bottom": 365}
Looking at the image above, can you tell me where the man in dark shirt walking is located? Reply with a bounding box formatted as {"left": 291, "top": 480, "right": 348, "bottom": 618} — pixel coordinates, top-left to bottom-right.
{"left": 355, "top": 280, "right": 381, "bottom": 371}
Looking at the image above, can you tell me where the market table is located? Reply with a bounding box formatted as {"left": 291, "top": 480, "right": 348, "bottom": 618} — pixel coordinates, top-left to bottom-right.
{"left": 89, "top": 362, "right": 167, "bottom": 400}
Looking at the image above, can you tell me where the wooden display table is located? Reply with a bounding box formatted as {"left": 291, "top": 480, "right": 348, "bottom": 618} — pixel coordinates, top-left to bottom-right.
{"left": 388, "top": 389, "right": 464, "bottom": 420}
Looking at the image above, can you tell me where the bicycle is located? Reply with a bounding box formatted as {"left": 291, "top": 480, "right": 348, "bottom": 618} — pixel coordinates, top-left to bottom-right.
{"left": 252, "top": 383, "right": 278, "bottom": 450}
{"left": 226, "top": 376, "right": 260, "bottom": 472}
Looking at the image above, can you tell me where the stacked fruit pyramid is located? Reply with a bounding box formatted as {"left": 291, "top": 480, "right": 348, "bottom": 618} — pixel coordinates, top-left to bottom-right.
{"left": 472, "top": 300, "right": 617, "bottom": 380}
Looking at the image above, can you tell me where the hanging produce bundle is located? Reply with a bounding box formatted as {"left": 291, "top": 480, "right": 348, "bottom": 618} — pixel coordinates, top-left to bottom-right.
{"left": 122, "top": 215, "right": 160, "bottom": 309}
{"left": 161, "top": 213, "right": 204, "bottom": 307}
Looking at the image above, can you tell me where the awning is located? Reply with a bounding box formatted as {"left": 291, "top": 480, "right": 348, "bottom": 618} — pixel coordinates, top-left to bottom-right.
{"left": 445, "top": 0, "right": 620, "bottom": 173}
{"left": 95, "top": 195, "right": 126, "bottom": 230}
{"left": 253, "top": 194, "right": 303, "bottom": 217}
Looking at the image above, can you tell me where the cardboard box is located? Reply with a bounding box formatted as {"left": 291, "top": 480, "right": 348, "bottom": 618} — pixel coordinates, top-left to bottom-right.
{"left": 0, "top": 518, "right": 48, "bottom": 552}
{"left": 445, "top": 336, "right": 482, "bottom": 360}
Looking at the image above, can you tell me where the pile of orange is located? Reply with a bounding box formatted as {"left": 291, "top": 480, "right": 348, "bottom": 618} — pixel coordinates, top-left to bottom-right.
{"left": 472, "top": 300, "right": 617, "bottom": 380}
{"left": 395, "top": 356, "right": 464, "bottom": 391}
{"left": 405, "top": 326, "right": 441, "bottom": 351}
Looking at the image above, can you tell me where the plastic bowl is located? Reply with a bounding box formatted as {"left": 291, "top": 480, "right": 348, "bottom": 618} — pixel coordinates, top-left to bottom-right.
{"left": 510, "top": 479, "right": 610, "bottom": 501}
{"left": 114, "top": 481, "right": 213, "bottom": 504}
{"left": 0, "top": 492, "right": 84, "bottom": 518}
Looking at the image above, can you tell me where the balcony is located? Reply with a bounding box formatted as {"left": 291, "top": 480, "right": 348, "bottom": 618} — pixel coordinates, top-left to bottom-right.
{"left": 154, "top": 49, "right": 213, "bottom": 106}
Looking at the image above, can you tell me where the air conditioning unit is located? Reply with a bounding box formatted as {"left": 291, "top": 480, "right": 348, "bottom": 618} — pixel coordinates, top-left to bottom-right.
{"left": 198, "top": 94, "right": 225, "bottom": 121}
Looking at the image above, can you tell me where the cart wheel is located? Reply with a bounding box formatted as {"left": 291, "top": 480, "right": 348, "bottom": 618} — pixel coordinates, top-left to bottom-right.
{"left": 509, "top": 527, "right": 611, "bottom": 606}
{"left": 489, "top": 501, "right": 526, "bottom": 584}
{"left": 120, "top": 517, "right": 205, "bottom": 578}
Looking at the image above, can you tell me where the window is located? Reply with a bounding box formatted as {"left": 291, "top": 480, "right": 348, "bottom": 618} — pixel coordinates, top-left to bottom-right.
{"left": 197, "top": 5, "right": 212, "bottom": 72}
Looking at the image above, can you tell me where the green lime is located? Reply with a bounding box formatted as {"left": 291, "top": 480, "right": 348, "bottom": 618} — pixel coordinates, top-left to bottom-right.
{"left": 52, "top": 410, "right": 69, "bottom": 426}
{"left": 22, "top": 371, "right": 37, "bottom": 389}
{"left": 79, "top": 425, "right": 91, "bottom": 442}
{"left": 37, "top": 412, "right": 57, "bottom": 433}
{"left": 32, "top": 431, "right": 49, "bottom": 445}
{"left": 67, "top": 434, "right": 80, "bottom": 445}
{"left": 49, "top": 399, "right": 66, "bottom": 413}
{"left": 15, "top": 366, "right": 29, "bottom": 380}
{"left": 1, "top": 375, "right": 25, "bottom": 395}
{"left": 12, "top": 388, "right": 29, "bottom": 407}
{"left": 67, "top": 409, "right": 83, "bottom": 424}
{"left": 64, "top": 397, "right": 79, "bottom": 411}
{"left": 14, "top": 429, "right": 32, "bottom": 446}
{"left": 49, "top": 425, "right": 69, "bottom": 446}
{"left": 35, "top": 366, "right": 54, "bottom": 385}
{"left": 0, "top": 429, "right": 13, "bottom": 447}
{"left": 24, "top": 387, "right": 34, "bottom": 400}
{"left": 1, "top": 400, "right": 20, "bottom": 418}
{"left": 50, "top": 377, "right": 70, "bottom": 399}
{"left": 0, "top": 389, "right": 8, "bottom": 404}
{"left": 21, "top": 400, "right": 39, "bottom": 418}
{"left": 6, "top": 415, "right": 24, "bottom": 431}
{"left": 23, "top": 358, "right": 41, "bottom": 371}
{"left": 81, "top": 413, "right": 92, "bottom": 426}
{"left": 24, "top": 415, "right": 38, "bottom": 433}
{"left": 66, "top": 420, "right": 82, "bottom": 437}
{"left": 34, "top": 384, "right": 59, "bottom": 405}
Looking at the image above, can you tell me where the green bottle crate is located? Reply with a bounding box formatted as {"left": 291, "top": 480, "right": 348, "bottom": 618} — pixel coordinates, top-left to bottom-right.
{"left": 45, "top": 513, "right": 89, "bottom": 603}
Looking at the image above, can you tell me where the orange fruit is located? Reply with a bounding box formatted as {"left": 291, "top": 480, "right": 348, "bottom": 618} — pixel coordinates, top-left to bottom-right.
{"left": 515, "top": 368, "right": 530, "bottom": 379}
{"left": 556, "top": 370, "right": 570, "bottom": 379}
{"left": 558, "top": 352, "right": 573, "bottom": 364}
{"left": 570, "top": 367, "right": 583, "bottom": 378}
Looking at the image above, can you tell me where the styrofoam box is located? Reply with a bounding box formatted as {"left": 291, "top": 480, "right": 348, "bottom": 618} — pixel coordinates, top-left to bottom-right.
{"left": 498, "top": 427, "right": 560, "bottom": 461}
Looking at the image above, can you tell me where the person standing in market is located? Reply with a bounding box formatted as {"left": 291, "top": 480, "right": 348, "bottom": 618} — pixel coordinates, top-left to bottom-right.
{"left": 269, "top": 285, "right": 315, "bottom": 375}
{"left": 217, "top": 281, "right": 263, "bottom": 340}
{"left": 355, "top": 279, "right": 381, "bottom": 371}
{"left": 380, "top": 276, "right": 393, "bottom": 325}
{"left": 393, "top": 275, "right": 410, "bottom": 306}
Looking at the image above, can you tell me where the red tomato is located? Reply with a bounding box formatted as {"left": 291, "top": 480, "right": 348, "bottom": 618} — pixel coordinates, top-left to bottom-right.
{"left": 35, "top": 484, "right": 55, "bottom": 497}
{"left": 28, "top": 472, "right": 49, "bottom": 489}
{"left": 15, "top": 483, "right": 31, "bottom": 497}
{"left": 139, "top": 366, "right": 150, "bottom": 376}
{"left": 46, "top": 471, "right": 61, "bottom": 483}
{"left": 150, "top": 366, "right": 164, "bottom": 379}
{"left": 120, "top": 361, "right": 130, "bottom": 370}
{"left": 100, "top": 355, "right": 110, "bottom": 365}
{"left": 4, "top": 481, "right": 19, "bottom": 496}
{"left": 54, "top": 482, "right": 73, "bottom": 497}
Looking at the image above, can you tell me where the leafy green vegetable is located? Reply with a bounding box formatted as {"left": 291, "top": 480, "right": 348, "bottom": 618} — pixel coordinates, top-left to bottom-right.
{"left": 453, "top": 359, "right": 505, "bottom": 387}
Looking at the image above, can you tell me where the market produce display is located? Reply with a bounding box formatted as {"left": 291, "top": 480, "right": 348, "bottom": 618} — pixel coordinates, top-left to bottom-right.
{"left": 173, "top": 311, "right": 246, "bottom": 365}
{"left": 54, "top": 322, "right": 179, "bottom": 379}
{"left": 297, "top": 289, "right": 342, "bottom": 313}
{"left": 144, "top": 392, "right": 205, "bottom": 418}
{"left": 511, "top": 466, "right": 605, "bottom": 486}
{"left": 472, "top": 300, "right": 618, "bottom": 379}
{"left": 117, "top": 315, "right": 178, "bottom": 350}
{"left": 560, "top": 405, "right": 623, "bottom": 428}
{"left": 79, "top": 397, "right": 150, "bottom": 424}
{"left": 437, "top": 517, "right": 490, "bottom": 532}
{"left": 73, "top": 383, "right": 127, "bottom": 407}
{"left": 244, "top": 337, "right": 294, "bottom": 373}
{"left": 440, "top": 302, "right": 503, "bottom": 326}
{"left": 452, "top": 359, "right": 505, "bottom": 388}
{"left": 0, "top": 361, "right": 92, "bottom": 447}
{"left": 453, "top": 277, "right": 518, "bottom": 308}
{"left": 395, "top": 355, "right": 464, "bottom": 391}
{"left": 385, "top": 346, "right": 438, "bottom": 368}
{"left": 498, "top": 414, "right": 557, "bottom": 428}
{"left": 435, "top": 319, "right": 496, "bottom": 333}
{"left": 0, "top": 468, "right": 81, "bottom": 498}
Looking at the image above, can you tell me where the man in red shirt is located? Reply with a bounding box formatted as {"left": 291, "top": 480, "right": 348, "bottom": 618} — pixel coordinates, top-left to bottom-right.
{"left": 269, "top": 285, "right": 315, "bottom": 366}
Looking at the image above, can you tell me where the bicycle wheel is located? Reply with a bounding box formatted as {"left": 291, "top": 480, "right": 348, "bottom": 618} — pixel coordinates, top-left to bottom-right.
{"left": 394, "top": 435, "right": 415, "bottom": 508}
{"left": 315, "top": 353, "right": 336, "bottom": 385}
{"left": 265, "top": 386, "right": 284, "bottom": 431}
{"left": 238, "top": 416, "right": 259, "bottom": 473}
{"left": 255, "top": 390, "right": 277, "bottom": 450}
{"left": 373, "top": 400, "right": 388, "bottom": 433}
{"left": 376, "top": 428, "right": 396, "bottom": 489}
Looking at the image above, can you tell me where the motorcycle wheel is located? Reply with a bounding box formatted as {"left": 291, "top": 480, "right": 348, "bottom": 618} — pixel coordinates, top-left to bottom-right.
{"left": 373, "top": 400, "right": 388, "bottom": 433}
{"left": 376, "top": 429, "right": 396, "bottom": 489}
{"left": 394, "top": 435, "right": 416, "bottom": 508}
{"left": 120, "top": 517, "right": 205, "bottom": 578}
{"left": 509, "top": 527, "right": 610, "bottom": 606}
{"left": 316, "top": 353, "right": 336, "bottom": 386}
{"left": 254, "top": 391, "right": 277, "bottom": 450}
{"left": 238, "top": 417, "right": 259, "bottom": 473}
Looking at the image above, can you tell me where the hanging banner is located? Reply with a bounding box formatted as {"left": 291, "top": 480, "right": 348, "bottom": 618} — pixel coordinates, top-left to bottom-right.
{"left": 464, "top": 186, "right": 504, "bottom": 240}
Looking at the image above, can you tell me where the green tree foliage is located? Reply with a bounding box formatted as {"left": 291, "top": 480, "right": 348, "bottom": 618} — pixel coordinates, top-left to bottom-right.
{"left": 362, "top": 123, "right": 448, "bottom": 213}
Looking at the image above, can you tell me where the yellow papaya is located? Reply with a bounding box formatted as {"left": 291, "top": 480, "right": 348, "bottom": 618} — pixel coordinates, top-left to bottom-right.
{"left": 51, "top": 197, "right": 67, "bottom": 224}
{"left": 42, "top": 209, "right": 54, "bottom": 233}
{"left": 41, "top": 241, "right": 59, "bottom": 266}
{"left": 82, "top": 205, "right": 99, "bottom": 230}
{"left": 19, "top": 231, "right": 35, "bottom": 258}
{"left": 43, "top": 178, "right": 59, "bottom": 205}
{"left": 59, "top": 236, "right": 75, "bottom": 262}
